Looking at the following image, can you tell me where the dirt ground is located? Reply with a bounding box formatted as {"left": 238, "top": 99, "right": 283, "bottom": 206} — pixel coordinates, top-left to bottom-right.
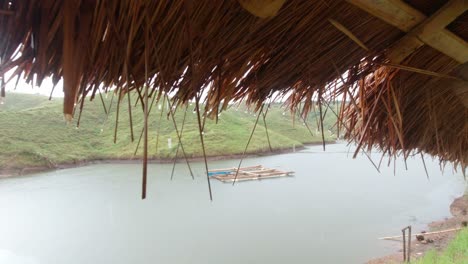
{"left": 367, "top": 195, "right": 468, "bottom": 264}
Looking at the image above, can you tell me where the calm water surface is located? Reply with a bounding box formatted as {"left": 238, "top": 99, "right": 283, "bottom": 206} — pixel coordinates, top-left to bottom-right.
{"left": 0, "top": 144, "right": 465, "bottom": 264}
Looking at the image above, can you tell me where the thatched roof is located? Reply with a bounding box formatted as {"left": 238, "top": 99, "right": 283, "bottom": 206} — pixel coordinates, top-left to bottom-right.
{"left": 0, "top": 0, "right": 467, "bottom": 170}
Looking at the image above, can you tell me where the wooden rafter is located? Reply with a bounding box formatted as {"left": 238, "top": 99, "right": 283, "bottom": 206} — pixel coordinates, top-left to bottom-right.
{"left": 346, "top": 0, "right": 426, "bottom": 32}
{"left": 347, "top": 0, "right": 468, "bottom": 63}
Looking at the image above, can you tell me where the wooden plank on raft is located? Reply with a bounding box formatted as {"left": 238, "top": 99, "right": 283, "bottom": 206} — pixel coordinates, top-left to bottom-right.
{"left": 241, "top": 171, "right": 262, "bottom": 177}
{"left": 346, "top": 0, "right": 468, "bottom": 63}
{"left": 238, "top": 165, "right": 264, "bottom": 170}
{"left": 259, "top": 171, "right": 294, "bottom": 177}
{"left": 248, "top": 169, "right": 277, "bottom": 173}
{"left": 208, "top": 167, "right": 237, "bottom": 173}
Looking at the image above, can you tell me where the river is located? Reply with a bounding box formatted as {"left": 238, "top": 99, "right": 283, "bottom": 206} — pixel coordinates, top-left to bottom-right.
{"left": 0, "top": 144, "right": 465, "bottom": 264}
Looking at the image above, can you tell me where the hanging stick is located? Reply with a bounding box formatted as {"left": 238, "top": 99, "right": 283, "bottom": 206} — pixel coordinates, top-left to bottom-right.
{"left": 170, "top": 105, "right": 191, "bottom": 180}
{"left": 104, "top": 89, "right": 115, "bottom": 123}
{"left": 134, "top": 87, "right": 141, "bottom": 107}
{"left": 75, "top": 88, "right": 87, "bottom": 128}
{"left": 421, "top": 153, "right": 429, "bottom": 180}
{"left": 200, "top": 99, "right": 208, "bottom": 132}
{"left": 364, "top": 151, "right": 380, "bottom": 173}
{"left": 114, "top": 89, "right": 122, "bottom": 143}
{"left": 183, "top": 0, "right": 209, "bottom": 198}
{"left": 154, "top": 94, "right": 166, "bottom": 154}
{"left": 134, "top": 86, "right": 146, "bottom": 112}
{"left": 98, "top": 88, "right": 108, "bottom": 115}
{"left": 14, "top": 72, "right": 21, "bottom": 91}
{"left": 318, "top": 94, "right": 326, "bottom": 151}
{"left": 48, "top": 82, "right": 57, "bottom": 101}
{"left": 166, "top": 98, "right": 194, "bottom": 180}
{"left": 142, "top": 86, "right": 148, "bottom": 199}
{"left": 133, "top": 90, "right": 158, "bottom": 156}
{"left": 296, "top": 108, "right": 315, "bottom": 139}
{"left": 142, "top": 14, "right": 149, "bottom": 200}
{"left": 261, "top": 103, "right": 273, "bottom": 152}
{"left": 127, "top": 88, "right": 135, "bottom": 142}
{"left": 195, "top": 95, "right": 213, "bottom": 200}
{"left": 0, "top": 75, "right": 4, "bottom": 100}
{"left": 319, "top": 95, "right": 375, "bottom": 165}
{"left": 233, "top": 104, "right": 265, "bottom": 185}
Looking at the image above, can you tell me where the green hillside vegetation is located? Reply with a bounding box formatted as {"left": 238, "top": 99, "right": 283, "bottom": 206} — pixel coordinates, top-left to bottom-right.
{"left": 0, "top": 92, "right": 337, "bottom": 170}
{"left": 412, "top": 228, "right": 468, "bottom": 264}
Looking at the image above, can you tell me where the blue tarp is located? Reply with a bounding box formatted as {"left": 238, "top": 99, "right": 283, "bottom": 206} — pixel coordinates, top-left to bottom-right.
{"left": 208, "top": 171, "right": 233, "bottom": 176}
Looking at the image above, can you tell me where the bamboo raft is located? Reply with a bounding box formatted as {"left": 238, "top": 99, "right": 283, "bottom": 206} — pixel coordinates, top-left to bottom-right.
{"left": 208, "top": 165, "right": 294, "bottom": 183}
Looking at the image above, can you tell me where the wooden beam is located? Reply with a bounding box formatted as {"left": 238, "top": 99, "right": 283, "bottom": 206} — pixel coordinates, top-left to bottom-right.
{"left": 347, "top": 0, "right": 468, "bottom": 63}
{"left": 346, "top": 0, "right": 425, "bottom": 32}
{"left": 347, "top": 0, "right": 468, "bottom": 107}
{"left": 418, "top": 30, "right": 468, "bottom": 63}
{"left": 389, "top": 0, "right": 468, "bottom": 63}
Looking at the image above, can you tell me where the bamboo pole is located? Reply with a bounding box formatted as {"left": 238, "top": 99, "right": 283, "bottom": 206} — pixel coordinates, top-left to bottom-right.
{"left": 114, "top": 89, "right": 122, "bottom": 143}
{"left": 402, "top": 228, "right": 406, "bottom": 262}
{"left": 170, "top": 105, "right": 189, "bottom": 180}
{"left": 141, "top": 13, "right": 149, "bottom": 200}
{"left": 154, "top": 94, "right": 166, "bottom": 154}
{"left": 408, "top": 226, "right": 412, "bottom": 263}
{"left": 166, "top": 98, "right": 194, "bottom": 180}
{"left": 379, "top": 227, "right": 463, "bottom": 240}
{"left": 232, "top": 104, "right": 265, "bottom": 185}
{"left": 261, "top": 102, "right": 273, "bottom": 152}
{"left": 195, "top": 95, "right": 213, "bottom": 200}
{"left": 133, "top": 92, "right": 157, "bottom": 156}
{"left": 127, "top": 89, "right": 134, "bottom": 142}
{"left": 98, "top": 88, "right": 108, "bottom": 115}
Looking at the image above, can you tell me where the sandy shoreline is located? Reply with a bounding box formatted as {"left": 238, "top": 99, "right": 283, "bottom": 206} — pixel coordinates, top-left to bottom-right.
{"left": 367, "top": 194, "right": 468, "bottom": 263}
{"left": 0, "top": 141, "right": 334, "bottom": 178}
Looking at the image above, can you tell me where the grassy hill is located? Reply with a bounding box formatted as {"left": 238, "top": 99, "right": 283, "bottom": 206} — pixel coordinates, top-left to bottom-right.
{"left": 0, "top": 92, "right": 338, "bottom": 170}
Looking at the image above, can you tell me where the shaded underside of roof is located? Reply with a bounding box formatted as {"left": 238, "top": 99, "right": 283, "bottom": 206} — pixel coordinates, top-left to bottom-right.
{"left": 0, "top": 0, "right": 466, "bottom": 169}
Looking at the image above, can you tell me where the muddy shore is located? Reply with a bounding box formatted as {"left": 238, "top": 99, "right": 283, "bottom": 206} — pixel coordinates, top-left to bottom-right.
{"left": 367, "top": 194, "right": 468, "bottom": 263}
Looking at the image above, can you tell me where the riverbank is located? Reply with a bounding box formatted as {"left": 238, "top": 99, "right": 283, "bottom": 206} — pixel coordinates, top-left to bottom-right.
{"left": 0, "top": 93, "right": 338, "bottom": 178}
{"left": 0, "top": 141, "right": 335, "bottom": 178}
{"left": 367, "top": 194, "right": 468, "bottom": 263}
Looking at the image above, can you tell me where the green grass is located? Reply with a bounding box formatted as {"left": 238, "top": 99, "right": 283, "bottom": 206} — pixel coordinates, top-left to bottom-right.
{"left": 412, "top": 228, "right": 468, "bottom": 264}
{"left": 0, "top": 93, "right": 338, "bottom": 169}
